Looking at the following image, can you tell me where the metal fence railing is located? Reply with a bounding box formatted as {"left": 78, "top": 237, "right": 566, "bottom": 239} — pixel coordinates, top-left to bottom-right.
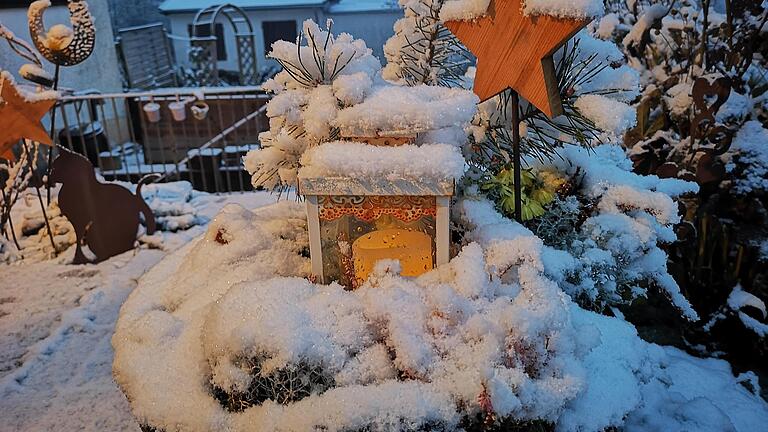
{"left": 54, "top": 86, "right": 270, "bottom": 193}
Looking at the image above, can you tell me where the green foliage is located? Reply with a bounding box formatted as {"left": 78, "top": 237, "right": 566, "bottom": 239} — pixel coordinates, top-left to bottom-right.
{"left": 481, "top": 168, "right": 559, "bottom": 221}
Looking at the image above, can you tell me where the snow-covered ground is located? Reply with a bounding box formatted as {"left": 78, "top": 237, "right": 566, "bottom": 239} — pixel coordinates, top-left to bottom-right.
{"left": 0, "top": 191, "right": 279, "bottom": 432}
{"left": 2, "top": 187, "right": 768, "bottom": 431}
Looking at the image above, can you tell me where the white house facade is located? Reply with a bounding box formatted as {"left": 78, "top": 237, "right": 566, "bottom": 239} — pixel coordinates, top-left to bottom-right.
{"left": 159, "top": 0, "right": 402, "bottom": 74}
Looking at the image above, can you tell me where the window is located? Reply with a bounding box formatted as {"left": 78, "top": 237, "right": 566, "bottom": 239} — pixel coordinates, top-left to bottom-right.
{"left": 262, "top": 21, "right": 297, "bottom": 53}
{"left": 188, "top": 23, "right": 227, "bottom": 61}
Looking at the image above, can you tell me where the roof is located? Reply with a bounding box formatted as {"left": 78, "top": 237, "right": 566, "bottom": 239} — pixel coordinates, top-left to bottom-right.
{"left": 327, "top": 0, "right": 400, "bottom": 13}
{"left": 159, "top": 0, "right": 327, "bottom": 13}
{"left": 159, "top": 0, "right": 400, "bottom": 14}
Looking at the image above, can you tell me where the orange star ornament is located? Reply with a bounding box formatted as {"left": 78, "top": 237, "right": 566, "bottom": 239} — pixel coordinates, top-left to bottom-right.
{"left": 0, "top": 74, "right": 56, "bottom": 161}
{"left": 445, "top": 0, "right": 591, "bottom": 118}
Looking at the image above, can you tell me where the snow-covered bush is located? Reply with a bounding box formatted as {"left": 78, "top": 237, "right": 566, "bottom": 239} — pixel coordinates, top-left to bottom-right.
{"left": 113, "top": 198, "right": 768, "bottom": 432}
{"left": 596, "top": 0, "right": 768, "bottom": 358}
{"left": 518, "top": 145, "right": 699, "bottom": 319}
{"left": 244, "top": 20, "right": 382, "bottom": 191}
{"left": 131, "top": 181, "right": 203, "bottom": 232}
{"left": 383, "top": 0, "right": 472, "bottom": 87}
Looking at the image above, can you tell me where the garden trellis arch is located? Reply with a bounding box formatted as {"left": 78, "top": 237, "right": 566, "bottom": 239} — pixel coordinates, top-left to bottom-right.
{"left": 191, "top": 4, "right": 258, "bottom": 86}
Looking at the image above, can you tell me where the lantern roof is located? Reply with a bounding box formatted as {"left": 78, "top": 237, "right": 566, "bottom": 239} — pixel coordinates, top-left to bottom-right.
{"left": 299, "top": 141, "right": 465, "bottom": 186}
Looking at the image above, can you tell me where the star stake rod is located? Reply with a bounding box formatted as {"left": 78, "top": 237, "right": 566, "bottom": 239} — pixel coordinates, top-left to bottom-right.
{"left": 445, "top": 0, "right": 590, "bottom": 221}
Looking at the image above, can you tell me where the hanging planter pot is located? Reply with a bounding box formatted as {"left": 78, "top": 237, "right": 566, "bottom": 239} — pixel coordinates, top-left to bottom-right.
{"left": 142, "top": 102, "right": 161, "bottom": 123}
{"left": 191, "top": 101, "right": 210, "bottom": 120}
{"left": 168, "top": 101, "right": 187, "bottom": 122}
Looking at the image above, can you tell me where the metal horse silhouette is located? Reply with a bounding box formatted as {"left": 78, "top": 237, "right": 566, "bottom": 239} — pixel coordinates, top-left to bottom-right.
{"left": 50, "top": 150, "right": 156, "bottom": 264}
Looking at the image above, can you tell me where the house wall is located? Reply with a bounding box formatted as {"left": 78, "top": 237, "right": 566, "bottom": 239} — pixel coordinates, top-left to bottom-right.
{"left": 165, "top": 7, "right": 401, "bottom": 76}
{"left": 166, "top": 7, "right": 325, "bottom": 74}
{"left": 327, "top": 10, "right": 400, "bottom": 62}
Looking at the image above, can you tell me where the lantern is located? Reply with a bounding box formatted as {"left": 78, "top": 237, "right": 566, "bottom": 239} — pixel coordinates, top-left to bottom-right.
{"left": 301, "top": 169, "right": 452, "bottom": 289}
{"left": 299, "top": 85, "right": 476, "bottom": 288}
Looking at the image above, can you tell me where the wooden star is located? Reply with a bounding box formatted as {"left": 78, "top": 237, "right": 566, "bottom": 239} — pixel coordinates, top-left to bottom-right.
{"left": 0, "top": 74, "right": 55, "bottom": 161}
{"left": 445, "top": 0, "right": 591, "bottom": 118}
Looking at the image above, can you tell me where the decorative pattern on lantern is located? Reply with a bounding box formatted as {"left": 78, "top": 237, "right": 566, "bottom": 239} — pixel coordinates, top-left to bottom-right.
{"left": 301, "top": 176, "right": 452, "bottom": 289}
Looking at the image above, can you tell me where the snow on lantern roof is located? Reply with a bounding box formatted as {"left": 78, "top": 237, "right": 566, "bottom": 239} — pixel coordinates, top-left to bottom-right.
{"left": 298, "top": 141, "right": 464, "bottom": 195}
{"left": 334, "top": 85, "right": 479, "bottom": 137}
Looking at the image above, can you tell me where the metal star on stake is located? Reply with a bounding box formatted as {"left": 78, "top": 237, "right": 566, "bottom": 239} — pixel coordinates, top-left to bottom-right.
{"left": 0, "top": 74, "right": 55, "bottom": 161}
{"left": 445, "top": 0, "right": 590, "bottom": 118}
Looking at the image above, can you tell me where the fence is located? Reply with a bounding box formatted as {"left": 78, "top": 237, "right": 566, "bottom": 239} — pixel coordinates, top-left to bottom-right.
{"left": 55, "top": 86, "right": 270, "bottom": 193}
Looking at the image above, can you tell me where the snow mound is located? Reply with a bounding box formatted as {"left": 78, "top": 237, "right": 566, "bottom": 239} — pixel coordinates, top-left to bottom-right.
{"left": 113, "top": 198, "right": 767, "bottom": 432}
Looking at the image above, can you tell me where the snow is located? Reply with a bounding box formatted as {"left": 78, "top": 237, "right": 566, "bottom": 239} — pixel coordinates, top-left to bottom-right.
{"left": 328, "top": 0, "right": 401, "bottom": 13}
{"left": 726, "top": 121, "right": 768, "bottom": 194}
{"left": 248, "top": 19, "right": 385, "bottom": 190}
{"left": 574, "top": 94, "right": 637, "bottom": 136}
{"left": 0, "top": 190, "right": 278, "bottom": 431}
{"left": 42, "top": 24, "right": 74, "bottom": 51}
{"left": 594, "top": 12, "right": 620, "bottom": 39}
{"left": 299, "top": 141, "right": 466, "bottom": 181}
{"left": 563, "top": 307, "right": 768, "bottom": 432}
{"left": 523, "top": 0, "right": 604, "bottom": 19}
{"left": 110, "top": 194, "right": 767, "bottom": 431}
{"left": 622, "top": 4, "right": 668, "bottom": 48}
{"left": 18, "top": 64, "right": 52, "bottom": 82}
{"left": 335, "top": 84, "right": 478, "bottom": 137}
{"left": 27, "top": 0, "right": 50, "bottom": 16}
{"left": 664, "top": 81, "right": 693, "bottom": 117}
{"left": 727, "top": 285, "right": 768, "bottom": 337}
{"left": 3, "top": 182, "right": 766, "bottom": 431}
{"left": 552, "top": 144, "right": 698, "bottom": 199}
{"left": 0, "top": 71, "right": 59, "bottom": 103}
{"left": 439, "top": 0, "right": 492, "bottom": 21}
{"left": 521, "top": 145, "right": 699, "bottom": 320}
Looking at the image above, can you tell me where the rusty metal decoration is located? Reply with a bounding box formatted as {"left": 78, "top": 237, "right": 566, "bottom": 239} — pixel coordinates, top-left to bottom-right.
{"left": 689, "top": 76, "right": 734, "bottom": 186}
{"left": 691, "top": 76, "right": 733, "bottom": 153}
{"left": 49, "top": 149, "right": 156, "bottom": 264}
{"left": 28, "top": 0, "right": 96, "bottom": 67}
